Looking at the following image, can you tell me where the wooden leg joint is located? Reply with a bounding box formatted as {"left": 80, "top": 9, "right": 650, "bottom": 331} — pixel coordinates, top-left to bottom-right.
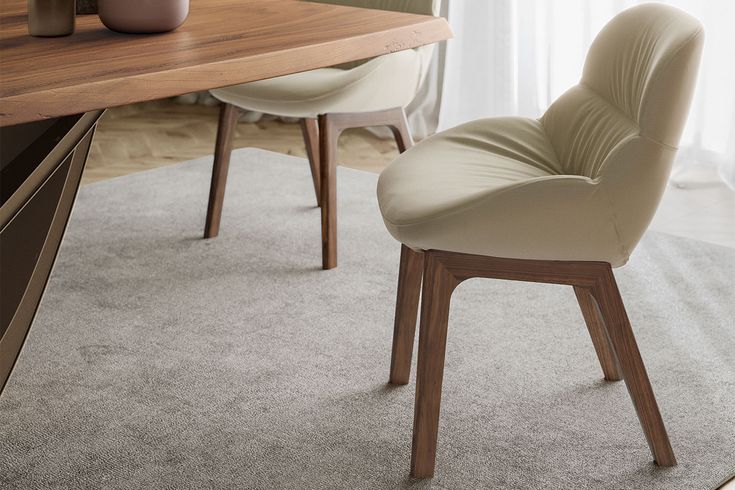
{"left": 388, "top": 248, "right": 676, "bottom": 478}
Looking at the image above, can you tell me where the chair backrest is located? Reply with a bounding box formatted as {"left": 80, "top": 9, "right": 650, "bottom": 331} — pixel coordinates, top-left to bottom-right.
{"left": 542, "top": 3, "right": 703, "bottom": 178}
{"left": 540, "top": 3, "right": 703, "bottom": 256}
{"left": 306, "top": 0, "right": 439, "bottom": 16}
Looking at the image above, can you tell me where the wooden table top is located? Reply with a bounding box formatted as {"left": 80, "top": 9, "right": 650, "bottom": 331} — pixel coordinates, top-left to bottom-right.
{"left": 0, "top": 0, "right": 450, "bottom": 127}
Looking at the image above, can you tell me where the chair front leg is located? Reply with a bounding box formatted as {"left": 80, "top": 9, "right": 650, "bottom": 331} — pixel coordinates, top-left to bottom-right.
{"left": 204, "top": 102, "right": 240, "bottom": 239}
{"left": 411, "top": 251, "right": 459, "bottom": 478}
{"left": 389, "top": 245, "right": 424, "bottom": 385}
{"left": 591, "top": 267, "right": 676, "bottom": 466}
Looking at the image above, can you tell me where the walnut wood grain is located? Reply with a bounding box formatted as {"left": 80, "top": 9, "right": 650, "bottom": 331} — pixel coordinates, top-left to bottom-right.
{"left": 203, "top": 107, "right": 412, "bottom": 268}
{"left": 318, "top": 107, "right": 412, "bottom": 269}
{"left": 574, "top": 286, "right": 623, "bottom": 381}
{"left": 204, "top": 102, "right": 240, "bottom": 238}
{"left": 299, "top": 118, "right": 321, "bottom": 206}
{"left": 0, "top": 0, "right": 451, "bottom": 127}
{"left": 589, "top": 269, "right": 677, "bottom": 466}
{"left": 318, "top": 113, "right": 339, "bottom": 270}
{"left": 389, "top": 244, "right": 424, "bottom": 385}
{"left": 410, "top": 251, "right": 458, "bottom": 478}
{"left": 387, "top": 109, "right": 413, "bottom": 152}
{"left": 400, "top": 248, "right": 676, "bottom": 478}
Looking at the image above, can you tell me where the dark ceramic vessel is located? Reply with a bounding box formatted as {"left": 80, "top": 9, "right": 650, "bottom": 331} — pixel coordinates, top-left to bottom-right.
{"left": 28, "top": 0, "right": 75, "bottom": 37}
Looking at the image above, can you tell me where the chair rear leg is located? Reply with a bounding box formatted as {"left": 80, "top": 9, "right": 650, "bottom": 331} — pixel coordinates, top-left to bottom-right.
{"left": 204, "top": 102, "right": 240, "bottom": 238}
{"left": 299, "top": 118, "right": 321, "bottom": 206}
{"left": 318, "top": 114, "right": 339, "bottom": 270}
{"left": 574, "top": 286, "right": 622, "bottom": 381}
{"left": 411, "top": 252, "right": 458, "bottom": 478}
{"left": 389, "top": 245, "right": 424, "bottom": 385}
{"left": 388, "top": 107, "right": 414, "bottom": 152}
{"left": 591, "top": 267, "right": 676, "bottom": 466}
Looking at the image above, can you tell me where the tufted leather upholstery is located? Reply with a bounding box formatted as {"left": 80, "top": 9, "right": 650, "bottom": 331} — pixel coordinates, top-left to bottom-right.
{"left": 377, "top": 3, "right": 704, "bottom": 267}
{"left": 210, "top": 0, "right": 440, "bottom": 118}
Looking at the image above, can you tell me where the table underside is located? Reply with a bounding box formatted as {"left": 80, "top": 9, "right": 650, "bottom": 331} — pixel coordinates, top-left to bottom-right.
{"left": 0, "top": 112, "right": 102, "bottom": 391}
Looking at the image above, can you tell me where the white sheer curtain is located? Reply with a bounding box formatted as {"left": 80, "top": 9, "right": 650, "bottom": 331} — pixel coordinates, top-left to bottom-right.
{"left": 432, "top": 0, "right": 735, "bottom": 188}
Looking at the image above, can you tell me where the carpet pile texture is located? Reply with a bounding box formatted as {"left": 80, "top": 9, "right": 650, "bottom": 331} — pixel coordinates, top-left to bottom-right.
{"left": 1, "top": 149, "right": 734, "bottom": 489}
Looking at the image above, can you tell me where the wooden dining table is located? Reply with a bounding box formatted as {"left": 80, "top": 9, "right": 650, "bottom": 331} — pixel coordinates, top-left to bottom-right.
{"left": 0, "top": 0, "right": 451, "bottom": 392}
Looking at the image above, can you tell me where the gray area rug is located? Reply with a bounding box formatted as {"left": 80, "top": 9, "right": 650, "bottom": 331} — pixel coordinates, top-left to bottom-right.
{"left": 1, "top": 148, "right": 734, "bottom": 489}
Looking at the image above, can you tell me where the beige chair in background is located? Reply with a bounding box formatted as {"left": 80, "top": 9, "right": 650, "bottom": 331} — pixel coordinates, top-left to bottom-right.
{"left": 205, "top": 0, "right": 441, "bottom": 269}
{"left": 377, "top": 4, "right": 703, "bottom": 478}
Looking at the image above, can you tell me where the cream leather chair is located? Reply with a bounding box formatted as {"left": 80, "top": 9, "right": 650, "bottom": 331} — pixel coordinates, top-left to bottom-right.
{"left": 204, "top": 0, "right": 441, "bottom": 270}
{"left": 377, "top": 4, "right": 703, "bottom": 478}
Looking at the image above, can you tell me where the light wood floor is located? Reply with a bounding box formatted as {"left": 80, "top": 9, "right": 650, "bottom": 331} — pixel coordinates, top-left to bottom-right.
{"left": 85, "top": 100, "right": 735, "bottom": 249}
{"left": 84, "top": 100, "right": 398, "bottom": 184}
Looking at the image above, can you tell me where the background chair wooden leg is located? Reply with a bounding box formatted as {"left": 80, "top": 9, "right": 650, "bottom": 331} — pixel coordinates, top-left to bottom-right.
{"left": 388, "top": 107, "right": 414, "bottom": 153}
{"left": 318, "top": 114, "right": 339, "bottom": 270}
{"left": 591, "top": 268, "right": 677, "bottom": 466}
{"left": 299, "top": 118, "right": 321, "bottom": 206}
{"left": 574, "top": 286, "right": 622, "bottom": 381}
{"left": 204, "top": 102, "right": 240, "bottom": 238}
{"left": 389, "top": 245, "right": 424, "bottom": 385}
{"left": 411, "top": 252, "right": 458, "bottom": 478}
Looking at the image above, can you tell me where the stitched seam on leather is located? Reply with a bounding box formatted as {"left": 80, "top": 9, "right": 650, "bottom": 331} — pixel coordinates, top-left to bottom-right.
{"left": 594, "top": 132, "right": 638, "bottom": 177}
{"left": 639, "top": 132, "right": 679, "bottom": 151}
{"left": 597, "top": 183, "right": 630, "bottom": 262}
{"left": 596, "top": 132, "right": 678, "bottom": 178}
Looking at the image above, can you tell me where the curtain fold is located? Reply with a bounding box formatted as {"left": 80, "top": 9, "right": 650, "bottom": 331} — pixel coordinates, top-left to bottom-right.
{"left": 422, "top": 0, "right": 734, "bottom": 188}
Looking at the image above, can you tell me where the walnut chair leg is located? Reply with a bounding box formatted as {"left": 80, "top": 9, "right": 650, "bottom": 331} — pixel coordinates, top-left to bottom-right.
{"left": 299, "top": 118, "right": 321, "bottom": 206}
{"left": 591, "top": 268, "right": 677, "bottom": 466}
{"left": 318, "top": 114, "right": 339, "bottom": 270}
{"left": 316, "top": 107, "right": 413, "bottom": 269}
{"left": 411, "top": 252, "right": 458, "bottom": 478}
{"left": 395, "top": 250, "right": 675, "bottom": 478}
{"left": 574, "top": 286, "right": 622, "bottom": 381}
{"left": 389, "top": 245, "right": 424, "bottom": 385}
{"left": 388, "top": 108, "right": 413, "bottom": 152}
{"left": 204, "top": 102, "right": 240, "bottom": 239}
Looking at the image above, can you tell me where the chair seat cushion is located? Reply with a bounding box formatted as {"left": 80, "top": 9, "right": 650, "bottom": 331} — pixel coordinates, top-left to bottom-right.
{"left": 377, "top": 117, "right": 630, "bottom": 266}
{"left": 210, "top": 49, "right": 426, "bottom": 118}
